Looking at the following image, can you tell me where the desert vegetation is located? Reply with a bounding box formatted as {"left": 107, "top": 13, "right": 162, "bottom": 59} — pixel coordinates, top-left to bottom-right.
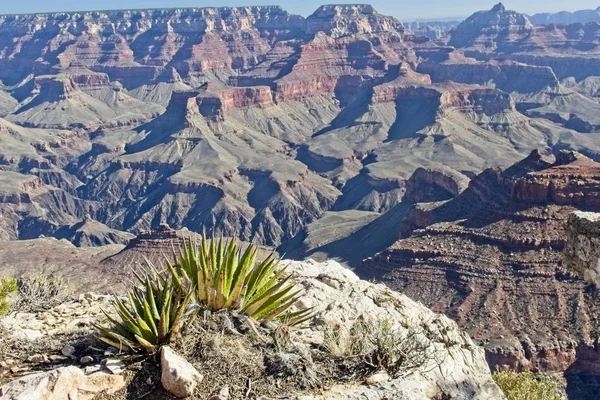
{"left": 0, "top": 273, "right": 71, "bottom": 316}
{"left": 323, "top": 317, "right": 443, "bottom": 378}
{"left": 96, "top": 237, "right": 313, "bottom": 354}
{"left": 0, "top": 278, "right": 17, "bottom": 316}
{"left": 493, "top": 370, "right": 561, "bottom": 400}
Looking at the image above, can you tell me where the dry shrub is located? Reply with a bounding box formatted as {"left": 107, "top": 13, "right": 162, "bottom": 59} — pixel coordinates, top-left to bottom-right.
{"left": 173, "top": 311, "right": 316, "bottom": 399}
{"left": 322, "top": 316, "right": 442, "bottom": 379}
{"left": 13, "top": 273, "right": 72, "bottom": 313}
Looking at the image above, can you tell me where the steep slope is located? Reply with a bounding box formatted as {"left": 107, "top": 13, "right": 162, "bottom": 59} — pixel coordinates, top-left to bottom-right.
{"left": 448, "top": 4, "right": 600, "bottom": 80}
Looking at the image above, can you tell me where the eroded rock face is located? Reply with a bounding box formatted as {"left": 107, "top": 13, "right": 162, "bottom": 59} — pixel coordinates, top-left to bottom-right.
{"left": 1, "top": 4, "right": 600, "bottom": 250}
{"left": 361, "top": 150, "right": 600, "bottom": 375}
{"left": 449, "top": 3, "right": 534, "bottom": 51}
{"left": 564, "top": 211, "right": 600, "bottom": 287}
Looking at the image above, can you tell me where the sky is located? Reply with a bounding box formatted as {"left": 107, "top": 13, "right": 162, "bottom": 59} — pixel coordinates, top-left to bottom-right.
{"left": 1, "top": 1, "right": 598, "bottom": 21}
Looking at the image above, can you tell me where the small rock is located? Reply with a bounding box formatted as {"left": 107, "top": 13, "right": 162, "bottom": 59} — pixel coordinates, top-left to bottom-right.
{"left": 48, "top": 355, "right": 69, "bottom": 363}
{"left": 84, "top": 365, "right": 102, "bottom": 375}
{"left": 61, "top": 345, "right": 76, "bottom": 357}
{"left": 366, "top": 371, "right": 391, "bottom": 385}
{"left": 15, "top": 328, "right": 44, "bottom": 341}
{"left": 160, "top": 346, "right": 203, "bottom": 398}
{"left": 104, "top": 347, "right": 119, "bottom": 356}
{"left": 208, "top": 385, "right": 230, "bottom": 400}
{"left": 80, "top": 356, "right": 94, "bottom": 365}
{"left": 27, "top": 354, "right": 49, "bottom": 364}
{"left": 102, "top": 359, "right": 125, "bottom": 375}
{"left": 1, "top": 358, "right": 16, "bottom": 367}
{"left": 0, "top": 366, "right": 126, "bottom": 399}
{"left": 9, "top": 366, "right": 31, "bottom": 374}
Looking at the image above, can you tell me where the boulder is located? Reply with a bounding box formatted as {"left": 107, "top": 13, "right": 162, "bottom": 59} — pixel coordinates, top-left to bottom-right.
{"left": 0, "top": 366, "right": 125, "bottom": 400}
{"left": 160, "top": 346, "right": 203, "bottom": 398}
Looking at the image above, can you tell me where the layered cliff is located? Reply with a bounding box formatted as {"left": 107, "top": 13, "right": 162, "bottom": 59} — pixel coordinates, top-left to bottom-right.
{"left": 361, "top": 151, "right": 600, "bottom": 379}
{"left": 564, "top": 211, "right": 600, "bottom": 287}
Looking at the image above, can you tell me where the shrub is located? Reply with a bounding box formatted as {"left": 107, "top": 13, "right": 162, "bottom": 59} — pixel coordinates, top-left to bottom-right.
{"left": 493, "top": 370, "right": 560, "bottom": 400}
{"left": 168, "top": 237, "right": 312, "bottom": 326}
{"left": 0, "top": 277, "right": 17, "bottom": 316}
{"left": 96, "top": 268, "right": 194, "bottom": 353}
{"left": 323, "top": 317, "right": 441, "bottom": 377}
{"left": 14, "top": 273, "right": 71, "bottom": 312}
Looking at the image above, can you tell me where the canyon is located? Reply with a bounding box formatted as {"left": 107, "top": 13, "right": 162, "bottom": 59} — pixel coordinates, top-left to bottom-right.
{"left": 2, "top": 2, "right": 600, "bottom": 398}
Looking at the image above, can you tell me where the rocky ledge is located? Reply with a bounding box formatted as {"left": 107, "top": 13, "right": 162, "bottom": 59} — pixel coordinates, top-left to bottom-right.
{"left": 0, "top": 260, "right": 504, "bottom": 399}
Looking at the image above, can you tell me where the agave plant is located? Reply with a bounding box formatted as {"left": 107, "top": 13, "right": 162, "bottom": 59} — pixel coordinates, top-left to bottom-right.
{"left": 169, "top": 236, "right": 313, "bottom": 326}
{"left": 96, "top": 267, "right": 194, "bottom": 353}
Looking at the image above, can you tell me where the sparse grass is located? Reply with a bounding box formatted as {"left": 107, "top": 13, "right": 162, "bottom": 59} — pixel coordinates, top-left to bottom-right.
{"left": 493, "top": 370, "right": 561, "bottom": 400}
{"left": 13, "top": 273, "right": 72, "bottom": 313}
{"left": 0, "top": 278, "right": 17, "bottom": 316}
{"left": 173, "top": 311, "right": 317, "bottom": 398}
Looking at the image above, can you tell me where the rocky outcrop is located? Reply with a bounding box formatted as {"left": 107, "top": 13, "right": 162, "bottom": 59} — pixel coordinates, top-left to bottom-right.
{"left": 287, "top": 259, "right": 505, "bottom": 400}
{"left": 419, "top": 59, "right": 560, "bottom": 93}
{"left": 512, "top": 151, "right": 600, "bottom": 205}
{"left": 448, "top": 3, "right": 534, "bottom": 51}
{"left": 403, "top": 167, "right": 468, "bottom": 204}
{"left": 305, "top": 5, "right": 404, "bottom": 37}
{"left": 198, "top": 83, "right": 273, "bottom": 120}
{"left": 380, "top": 83, "right": 515, "bottom": 115}
{"left": 563, "top": 211, "right": 600, "bottom": 287}
{"left": 0, "top": 259, "right": 505, "bottom": 400}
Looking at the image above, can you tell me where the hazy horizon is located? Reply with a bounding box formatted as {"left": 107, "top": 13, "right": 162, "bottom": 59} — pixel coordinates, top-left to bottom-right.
{"left": 1, "top": 1, "right": 598, "bottom": 21}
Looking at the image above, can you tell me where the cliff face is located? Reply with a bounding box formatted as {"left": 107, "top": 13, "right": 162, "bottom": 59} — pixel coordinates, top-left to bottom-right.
{"left": 564, "top": 211, "right": 600, "bottom": 287}
{"left": 361, "top": 151, "right": 600, "bottom": 377}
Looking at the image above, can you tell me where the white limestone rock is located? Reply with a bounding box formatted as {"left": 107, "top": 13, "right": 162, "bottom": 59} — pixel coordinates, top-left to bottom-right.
{"left": 160, "top": 346, "right": 203, "bottom": 398}
{"left": 284, "top": 259, "right": 506, "bottom": 400}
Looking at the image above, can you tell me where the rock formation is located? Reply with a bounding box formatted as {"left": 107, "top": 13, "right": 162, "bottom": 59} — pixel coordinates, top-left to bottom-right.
{"left": 360, "top": 150, "right": 600, "bottom": 383}
{"left": 0, "top": 4, "right": 600, "bottom": 393}
{"left": 529, "top": 8, "right": 600, "bottom": 25}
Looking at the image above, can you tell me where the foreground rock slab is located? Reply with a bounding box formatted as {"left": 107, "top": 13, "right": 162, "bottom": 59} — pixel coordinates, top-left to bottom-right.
{"left": 0, "top": 366, "right": 125, "bottom": 400}
{"left": 160, "top": 346, "right": 203, "bottom": 398}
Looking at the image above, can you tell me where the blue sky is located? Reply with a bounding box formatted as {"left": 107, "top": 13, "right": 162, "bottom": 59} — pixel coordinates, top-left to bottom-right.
{"left": 2, "top": 1, "right": 598, "bottom": 21}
